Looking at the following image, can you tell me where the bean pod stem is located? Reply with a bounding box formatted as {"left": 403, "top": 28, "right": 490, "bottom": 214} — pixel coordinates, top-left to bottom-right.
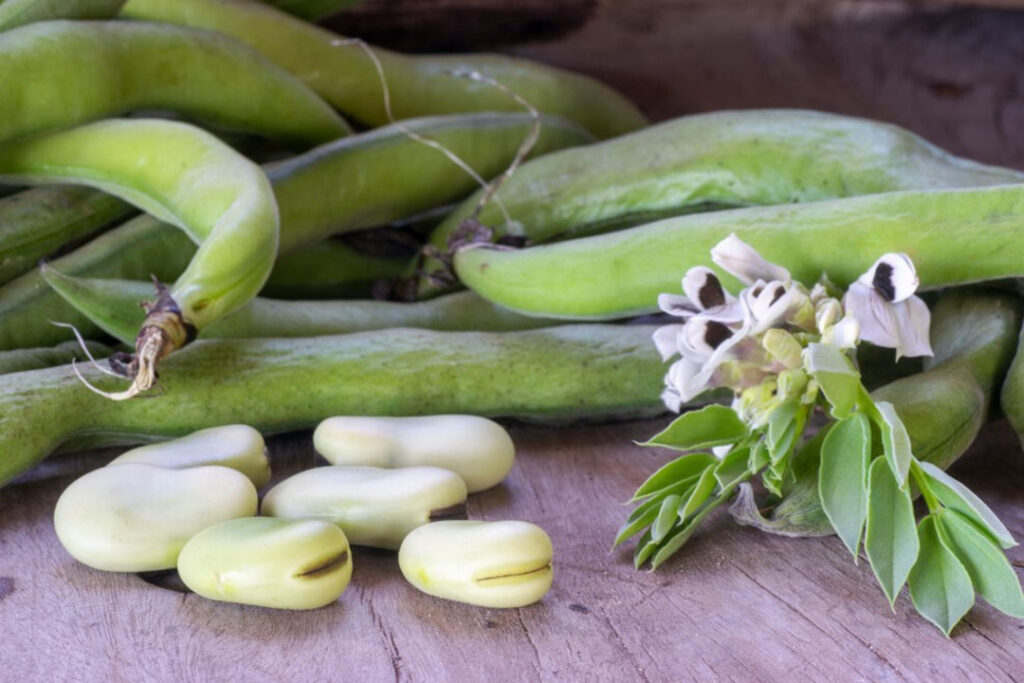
{"left": 0, "top": 119, "right": 280, "bottom": 397}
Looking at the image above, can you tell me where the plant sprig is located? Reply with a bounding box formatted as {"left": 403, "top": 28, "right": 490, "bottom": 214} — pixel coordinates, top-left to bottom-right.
{"left": 620, "top": 343, "right": 1024, "bottom": 635}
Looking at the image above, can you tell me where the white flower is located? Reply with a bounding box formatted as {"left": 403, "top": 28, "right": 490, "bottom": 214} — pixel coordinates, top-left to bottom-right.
{"left": 842, "top": 253, "right": 932, "bottom": 359}
{"left": 815, "top": 298, "right": 860, "bottom": 349}
{"left": 658, "top": 266, "right": 744, "bottom": 322}
{"left": 711, "top": 234, "right": 791, "bottom": 286}
{"left": 741, "top": 280, "right": 801, "bottom": 334}
{"left": 661, "top": 357, "right": 703, "bottom": 410}
{"left": 653, "top": 264, "right": 745, "bottom": 362}
{"left": 822, "top": 315, "right": 860, "bottom": 349}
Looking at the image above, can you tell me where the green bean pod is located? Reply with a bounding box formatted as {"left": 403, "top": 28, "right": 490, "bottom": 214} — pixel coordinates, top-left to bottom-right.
{"left": 260, "top": 238, "right": 409, "bottom": 299}
{"left": 2, "top": 113, "right": 587, "bottom": 354}
{"left": 41, "top": 270, "right": 560, "bottom": 342}
{"left": 0, "top": 20, "right": 347, "bottom": 146}
{"left": 265, "top": 113, "right": 591, "bottom": 253}
{"left": 0, "top": 118, "right": 279, "bottom": 396}
{"left": 738, "top": 290, "right": 1023, "bottom": 536}
{"left": 0, "top": 113, "right": 586, "bottom": 352}
{"left": 0, "top": 216, "right": 194, "bottom": 351}
{"left": 0, "top": 0, "right": 125, "bottom": 31}
{"left": 416, "top": 110, "right": 1024, "bottom": 297}
{"left": 257, "top": 0, "right": 361, "bottom": 20}
{"left": 0, "top": 340, "right": 112, "bottom": 375}
{"left": 456, "top": 185, "right": 1024, "bottom": 319}
{"left": 0, "top": 224, "right": 411, "bottom": 350}
{"left": 120, "top": 0, "right": 646, "bottom": 139}
{"left": 0, "top": 186, "right": 133, "bottom": 285}
{"left": 997, "top": 300, "right": 1024, "bottom": 449}
{"left": 0, "top": 325, "right": 665, "bottom": 487}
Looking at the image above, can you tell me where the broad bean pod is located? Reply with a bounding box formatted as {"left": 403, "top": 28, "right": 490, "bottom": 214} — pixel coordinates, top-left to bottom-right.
{"left": 456, "top": 185, "right": 1024, "bottom": 319}
{"left": 0, "top": 118, "right": 279, "bottom": 396}
{"left": 0, "top": 215, "right": 194, "bottom": 351}
{"left": 737, "top": 290, "right": 1023, "bottom": 536}
{"left": 264, "top": 113, "right": 590, "bottom": 253}
{"left": 0, "top": 186, "right": 133, "bottom": 285}
{"left": 997, "top": 299, "right": 1024, "bottom": 449}
{"left": 416, "top": 109, "right": 1024, "bottom": 297}
{"left": 15, "top": 113, "right": 587, "bottom": 351}
{"left": 0, "top": 225, "right": 413, "bottom": 350}
{"left": 0, "top": 340, "right": 111, "bottom": 375}
{"left": 1, "top": 112, "right": 576, "bottom": 350}
{"left": 0, "top": 325, "right": 665, "bottom": 487}
{"left": 42, "top": 271, "right": 561, "bottom": 343}
{"left": 0, "top": 20, "right": 347, "bottom": 146}
{"left": 261, "top": 238, "right": 409, "bottom": 299}
{"left": 120, "top": 0, "right": 646, "bottom": 139}
{"left": 0, "top": 0, "right": 125, "bottom": 31}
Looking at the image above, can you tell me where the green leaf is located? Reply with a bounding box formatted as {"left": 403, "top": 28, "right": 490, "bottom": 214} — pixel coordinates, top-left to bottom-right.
{"left": 631, "top": 452, "right": 716, "bottom": 501}
{"left": 767, "top": 401, "right": 800, "bottom": 464}
{"left": 875, "top": 401, "right": 912, "bottom": 486}
{"left": 908, "top": 516, "right": 975, "bottom": 636}
{"left": 748, "top": 440, "right": 770, "bottom": 472}
{"left": 762, "top": 457, "right": 788, "bottom": 498}
{"left": 650, "top": 516, "right": 701, "bottom": 569}
{"left": 613, "top": 498, "right": 662, "bottom": 548}
{"left": 865, "top": 457, "right": 919, "bottom": 606}
{"left": 937, "top": 510, "right": 1024, "bottom": 618}
{"left": 633, "top": 529, "right": 657, "bottom": 569}
{"left": 652, "top": 494, "right": 683, "bottom": 542}
{"left": 641, "top": 404, "right": 747, "bottom": 451}
{"left": 803, "top": 343, "right": 860, "bottom": 418}
{"left": 679, "top": 467, "right": 717, "bottom": 519}
{"left": 716, "top": 446, "right": 751, "bottom": 489}
{"left": 819, "top": 412, "right": 870, "bottom": 557}
{"left": 918, "top": 462, "right": 1017, "bottom": 549}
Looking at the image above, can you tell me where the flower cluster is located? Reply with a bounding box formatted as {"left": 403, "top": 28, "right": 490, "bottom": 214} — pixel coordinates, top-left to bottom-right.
{"left": 654, "top": 235, "right": 932, "bottom": 412}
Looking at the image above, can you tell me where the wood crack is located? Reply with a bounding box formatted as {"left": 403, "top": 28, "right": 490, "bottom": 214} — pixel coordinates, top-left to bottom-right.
{"left": 728, "top": 559, "right": 857, "bottom": 678}
{"left": 513, "top": 609, "right": 544, "bottom": 678}
{"left": 360, "top": 586, "right": 405, "bottom": 682}
{"left": 598, "top": 611, "right": 651, "bottom": 683}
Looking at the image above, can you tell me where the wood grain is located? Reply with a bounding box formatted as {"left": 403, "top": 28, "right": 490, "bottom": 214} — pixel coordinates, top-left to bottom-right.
{"left": 2, "top": 419, "right": 1021, "bottom": 681}
{"left": 502, "top": 1, "right": 1024, "bottom": 169}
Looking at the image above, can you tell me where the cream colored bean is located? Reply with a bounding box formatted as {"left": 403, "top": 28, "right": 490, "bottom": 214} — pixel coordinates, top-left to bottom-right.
{"left": 53, "top": 463, "right": 257, "bottom": 572}
{"left": 261, "top": 466, "right": 467, "bottom": 550}
{"left": 313, "top": 415, "right": 515, "bottom": 493}
{"left": 398, "top": 520, "right": 553, "bottom": 608}
{"left": 177, "top": 517, "right": 352, "bottom": 610}
{"left": 107, "top": 425, "right": 270, "bottom": 487}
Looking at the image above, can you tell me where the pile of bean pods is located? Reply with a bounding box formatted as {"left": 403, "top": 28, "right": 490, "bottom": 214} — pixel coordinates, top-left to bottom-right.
{"left": 2, "top": 0, "right": 1022, "bottom": 625}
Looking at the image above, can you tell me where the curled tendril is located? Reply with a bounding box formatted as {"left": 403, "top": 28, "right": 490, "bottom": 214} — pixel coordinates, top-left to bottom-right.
{"left": 329, "top": 37, "right": 541, "bottom": 230}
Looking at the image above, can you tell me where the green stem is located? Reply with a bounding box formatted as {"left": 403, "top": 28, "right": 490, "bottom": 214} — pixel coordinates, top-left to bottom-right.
{"left": 910, "top": 458, "right": 942, "bottom": 512}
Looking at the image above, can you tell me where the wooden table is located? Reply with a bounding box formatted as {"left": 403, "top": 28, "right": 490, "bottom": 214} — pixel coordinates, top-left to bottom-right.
{"left": 2, "top": 418, "right": 1021, "bottom": 681}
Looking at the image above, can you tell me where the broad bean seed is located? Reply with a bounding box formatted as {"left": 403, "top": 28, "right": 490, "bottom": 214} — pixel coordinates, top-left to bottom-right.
{"left": 177, "top": 517, "right": 352, "bottom": 609}
{"left": 314, "top": 415, "right": 514, "bottom": 492}
{"left": 398, "top": 520, "right": 553, "bottom": 608}
{"left": 53, "top": 463, "right": 257, "bottom": 571}
{"left": 262, "top": 466, "right": 468, "bottom": 549}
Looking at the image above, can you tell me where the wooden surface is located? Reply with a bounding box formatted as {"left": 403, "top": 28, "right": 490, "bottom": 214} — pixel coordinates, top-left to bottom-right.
{"left": 505, "top": 1, "right": 1024, "bottom": 170}
{"left": 2, "top": 418, "right": 1021, "bottom": 681}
